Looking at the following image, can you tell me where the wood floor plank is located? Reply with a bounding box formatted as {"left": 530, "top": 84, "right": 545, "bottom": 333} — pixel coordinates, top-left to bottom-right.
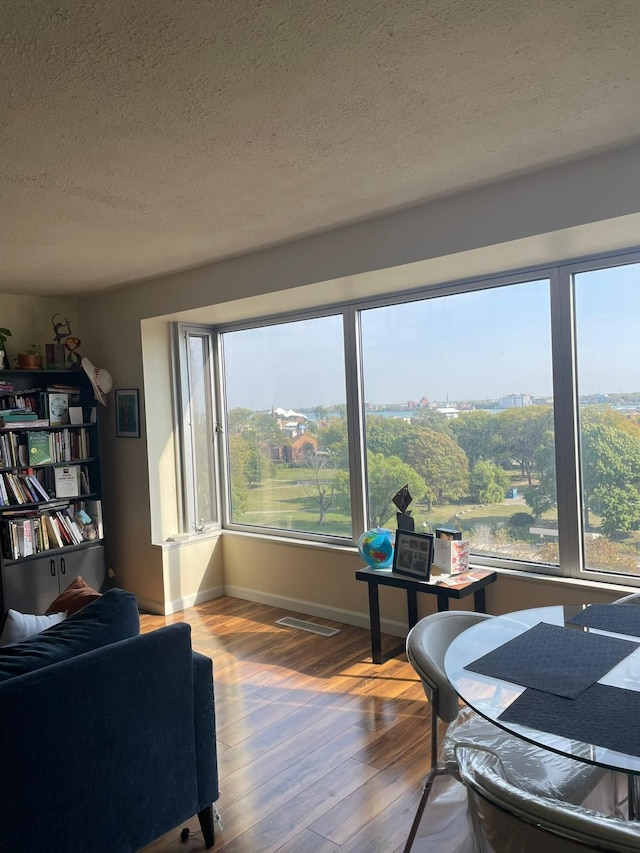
{"left": 307, "top": 743, "right": 427, "bottom": 844}
{"left": 274, "top": 829, "right": 339, "bottom": 853}
{"left": 139, "top": 596, "right": 430, "bottom": 853}
{"left": 220, "top": 697, "right": 373, "bottom": 802}
{"left": 215, "top": 759, "right": 379, "bottom": 853}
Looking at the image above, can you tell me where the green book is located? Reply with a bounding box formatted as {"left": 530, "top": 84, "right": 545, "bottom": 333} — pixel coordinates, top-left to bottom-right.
{"left": 28, "top": 431, "right": 52, "bottom": 465}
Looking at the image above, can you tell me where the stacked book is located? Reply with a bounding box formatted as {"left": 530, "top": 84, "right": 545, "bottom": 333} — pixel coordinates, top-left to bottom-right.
{"left": 0, "top": 408, "right": 49, "bottom": 429}
{"left": 0, "top": 380, "right": 14, "bottom": 394}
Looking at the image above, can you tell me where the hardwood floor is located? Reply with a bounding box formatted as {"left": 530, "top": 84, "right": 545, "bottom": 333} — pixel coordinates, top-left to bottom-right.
{"left": 139, "top": 596, "right": 433, "bottom": 853}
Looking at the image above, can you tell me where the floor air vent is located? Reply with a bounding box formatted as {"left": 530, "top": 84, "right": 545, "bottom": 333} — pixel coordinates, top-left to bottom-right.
{"left": 275, "top": 617, "right": 340, "bottom": 637}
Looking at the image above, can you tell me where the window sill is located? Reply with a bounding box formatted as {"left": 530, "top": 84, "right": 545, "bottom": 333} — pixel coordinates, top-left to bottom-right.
{"left": 156, "top": 530, "right": 222, "bottom": 549}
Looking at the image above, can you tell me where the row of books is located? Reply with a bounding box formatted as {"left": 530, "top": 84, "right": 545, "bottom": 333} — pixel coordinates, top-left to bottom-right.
{"left": 0, "top": 465, "right": 91, "bottom": 506}
{"left": 27, "top": 429, "right": 92, "bottom": 465}
{"left": 0, "top": 500, "right": 103, "bottom": 559}
{"left": 0, "top": 385, "right": 82, "bottom": 421}
{"left": 0, "top": 429, "right": 92, "bottom": 469}
{"left": 0, "top": 390, "right": 41, "bottom": 415}
{"left": 0, "top": 471, "right": 51, "bottom": 506}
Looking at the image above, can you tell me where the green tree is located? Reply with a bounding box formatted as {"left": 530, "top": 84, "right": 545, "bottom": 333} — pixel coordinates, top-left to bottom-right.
{"left": 299, "top": 443, "right": 340, "bottom": 524}
{"left": 313, "top": 405, "right": 328, "bottom": 421}
{"left": 366, "top": 452, "right": 426, "bottom": 527}
{"left": 469, "top": 460, "right": 510, "bottom": 504}
{"left": 523, "top": 433, "right": 557, "bottom": 517}
{"left": 409, "top": 409, "right": 452, "bottom": 433}
{"left": 406, "top": 428, "right": 469, "bottom": 510}
{"left": 525, "top": 407, "right": 640, "bottom": 535}
{"left": 508, "top": 511, "right": 536, "bottom": 542}
{"left": 496, "top": 406, "right": 553, "bottom": 485}
{"left": 365, "top": 416, "right": 414, "bottom": 462}
{"left": 247, "top": 411, "right": 283, "bottom": 443}
{"left": 227, "top": 434, "right": 250, "bottom": 516}
{"left": 451, "top": 411, "right": 500, "bottom": 467}
{"left": 244, "top": 443, "right": 276, "bottom": 485}
{"left": 581, "top": 416, "right": 640, "bottom": 533}
{"left": 226, "top": 407, "right": 255, "bottom": 433}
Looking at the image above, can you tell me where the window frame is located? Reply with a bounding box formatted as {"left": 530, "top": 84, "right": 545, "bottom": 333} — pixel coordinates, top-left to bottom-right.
{"left": 215, "top": 307, "right": 362, "bottom": 546}
{"left": 173, "top": 245, "right": 640, "bottom": 588}
{"left": 172, "top": 323, "right": 220, "bottom": 535}
{"left": 559, "top": 250, "right": 640, "bottom": 584}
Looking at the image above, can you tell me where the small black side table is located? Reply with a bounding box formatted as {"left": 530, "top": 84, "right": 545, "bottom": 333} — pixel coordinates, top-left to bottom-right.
{"left": 355, "top": 566, "right": 497, "bottom": 664}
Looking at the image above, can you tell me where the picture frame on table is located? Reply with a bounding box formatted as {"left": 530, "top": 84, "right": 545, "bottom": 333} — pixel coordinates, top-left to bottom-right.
{"left": 393, "top": 530, "right": 434, "bottom": 580}
{"left": 115, "top": 389, "right": 140, "bottom": 438}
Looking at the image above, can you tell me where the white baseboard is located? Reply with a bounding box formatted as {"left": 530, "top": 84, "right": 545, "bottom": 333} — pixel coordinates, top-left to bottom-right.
{"left": 137, "top": 584, "right": 225, "bottom": 616}
{"left": 223, "top": 583, "right": 406, "bottom": 637}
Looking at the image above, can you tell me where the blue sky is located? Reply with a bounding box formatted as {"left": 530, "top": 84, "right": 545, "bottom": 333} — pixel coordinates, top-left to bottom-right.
{"left": 222, "top": 262, "right": 640, "bottom": 410}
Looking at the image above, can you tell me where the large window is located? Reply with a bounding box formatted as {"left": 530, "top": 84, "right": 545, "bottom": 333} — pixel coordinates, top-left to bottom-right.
{"left": 574, "top": 261, "right": 640, "bottom": 578}
{"left": 219, "top": 315, "right": 353, "bottom": 540}
{"left": 174, "top": 249, "right": 640, "bottom": 585}
{"left": 360, "top": 279, "right": 558, "bottom": 571}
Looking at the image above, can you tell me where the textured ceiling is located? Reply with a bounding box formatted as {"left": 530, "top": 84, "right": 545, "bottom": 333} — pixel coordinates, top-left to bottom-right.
{"left": 2, "top": 0, "right": 640, "bottom": 296}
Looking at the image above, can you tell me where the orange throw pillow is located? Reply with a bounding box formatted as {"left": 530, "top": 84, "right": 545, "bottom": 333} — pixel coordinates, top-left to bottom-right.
{"left": 45, "top": 576, "right": 102, "bottom": 616}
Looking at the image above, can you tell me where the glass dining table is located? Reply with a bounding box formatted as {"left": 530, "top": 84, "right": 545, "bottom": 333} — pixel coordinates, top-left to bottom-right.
{"left": 444, "top": 604, "right": 640, "bottom": 816}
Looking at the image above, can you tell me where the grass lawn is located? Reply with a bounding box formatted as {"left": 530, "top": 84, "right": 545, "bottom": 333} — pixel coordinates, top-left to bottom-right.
{"left": 234, "top": 464, "right": 640, "bottom": 574}
{"left": 237, "top": 465, "right": 558, "bottom": 539}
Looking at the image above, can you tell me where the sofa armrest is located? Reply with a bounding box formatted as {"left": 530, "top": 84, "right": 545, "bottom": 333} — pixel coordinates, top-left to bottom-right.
{"left": 192, "top": 651, "right": 220, "bottom": 806}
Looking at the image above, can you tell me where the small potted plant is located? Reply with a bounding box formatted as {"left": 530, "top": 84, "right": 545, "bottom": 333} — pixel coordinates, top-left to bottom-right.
{"left": 0, "top": 328, "right": 11, "bottom": 369}
{"left": 16, "top": 344, "right": 43, "bottom": 369}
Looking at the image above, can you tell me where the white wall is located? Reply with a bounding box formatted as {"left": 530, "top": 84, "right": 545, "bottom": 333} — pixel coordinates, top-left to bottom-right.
{"left": 78, "top": 141, "right": 640, "bottom": 615}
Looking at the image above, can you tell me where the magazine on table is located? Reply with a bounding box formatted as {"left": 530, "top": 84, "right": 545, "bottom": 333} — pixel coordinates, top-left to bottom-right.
{"left": 437, "top": 568, "right": 492, "bottom": 588}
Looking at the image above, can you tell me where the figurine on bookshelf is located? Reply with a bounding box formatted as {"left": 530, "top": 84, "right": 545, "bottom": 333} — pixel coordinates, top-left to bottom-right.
{"left": 49, "top": 315, "right": 83, "bottom": 367}
{"left": 63, "top": 335, "right": 82, "bottom": 366}
{"left": 51, "top": 314, "right": 73, "bottom": 344}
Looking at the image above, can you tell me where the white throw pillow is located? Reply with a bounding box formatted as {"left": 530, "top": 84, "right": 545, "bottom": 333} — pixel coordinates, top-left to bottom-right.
{"left": 0, "top": 609, "right": 66, "bottom": 646}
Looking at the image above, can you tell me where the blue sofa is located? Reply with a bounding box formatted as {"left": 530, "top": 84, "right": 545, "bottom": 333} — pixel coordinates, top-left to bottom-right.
{"left": 0, "top": 588, "right": 220, "bottom": 852}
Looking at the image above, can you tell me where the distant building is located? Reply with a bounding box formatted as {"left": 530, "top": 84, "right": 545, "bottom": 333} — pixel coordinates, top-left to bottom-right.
{"left": 291, "top": 434, "right": 317, "bottom": 463}
{"left": 272, "top": 406, "right": 308, "bottom": 438}
{"left": 435, "top": 406, "right": 460, "bottom": 419}
{"left": 499, "top": 394, "right": 532, "bottom": 409}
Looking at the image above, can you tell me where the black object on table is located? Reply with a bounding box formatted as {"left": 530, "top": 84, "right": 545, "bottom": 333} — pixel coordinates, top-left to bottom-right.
{"left": 355, "top": 566, "right": 497, "bottom": 664}
{"left": 568, "top": 603, "right": 640, "bottom": 637}
{"left": 499, "top": 682, "right": 640, "bottom": 760}
{"left": 464, "top": 621, "right": 638, "bottom": 699}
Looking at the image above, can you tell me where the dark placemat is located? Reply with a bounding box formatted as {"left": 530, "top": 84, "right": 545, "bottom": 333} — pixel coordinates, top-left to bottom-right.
{"left": 464, "top": 621, "right": 638, "bottom": 699}
{"left": 499, "top": 683, "right": 640, "bottom": 759}
{"left": 567, "top": 604, "right": 640, "bottom": 637}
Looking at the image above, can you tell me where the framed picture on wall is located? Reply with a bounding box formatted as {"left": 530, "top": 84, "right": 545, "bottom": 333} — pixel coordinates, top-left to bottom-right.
{"left": 393, "top": 530, "right": 434, "bottom": 580}
{"left": 115, "top": 389, "right": 140, "bottom": 438}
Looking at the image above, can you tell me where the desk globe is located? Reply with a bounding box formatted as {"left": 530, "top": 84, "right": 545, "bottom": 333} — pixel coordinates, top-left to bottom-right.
{"left": 358, "top": 527, "right": 395, "bottom": 569}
